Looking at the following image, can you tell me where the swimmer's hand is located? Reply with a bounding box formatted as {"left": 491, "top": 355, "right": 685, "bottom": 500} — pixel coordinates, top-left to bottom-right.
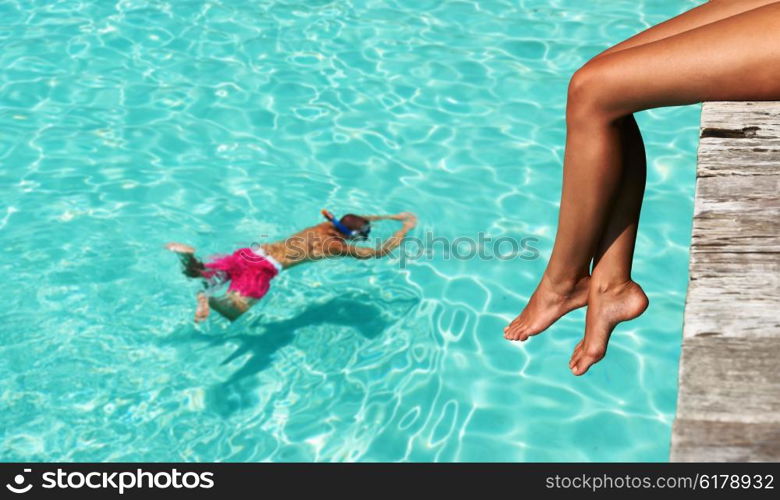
{"left": 392, "top": 212, "right": 417, "bottom": 228}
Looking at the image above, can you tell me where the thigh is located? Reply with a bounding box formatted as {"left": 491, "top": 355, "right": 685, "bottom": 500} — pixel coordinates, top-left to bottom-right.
{"left": 209, "top": 293, "right": 255, "bottom": 321}
{"left": 594, "top": 0, "right": 780, "bottom": 60}
{"left": 588, "top": 2, "right": 780, "bottom": 117}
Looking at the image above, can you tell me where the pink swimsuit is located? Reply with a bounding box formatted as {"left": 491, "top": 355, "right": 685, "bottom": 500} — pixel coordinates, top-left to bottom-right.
{"left": 202, "top": 247, "right": 282, "bottom": 299}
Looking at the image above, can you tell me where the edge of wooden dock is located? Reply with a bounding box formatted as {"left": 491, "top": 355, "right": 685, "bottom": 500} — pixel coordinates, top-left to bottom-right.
{"left": 670, "top": 101, "right": 780, "bottom": 462}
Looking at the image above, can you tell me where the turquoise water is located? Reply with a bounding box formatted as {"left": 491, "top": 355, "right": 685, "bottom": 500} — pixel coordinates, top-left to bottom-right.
{"left": 0, "top": 0, "right": 702, "bottom": 461}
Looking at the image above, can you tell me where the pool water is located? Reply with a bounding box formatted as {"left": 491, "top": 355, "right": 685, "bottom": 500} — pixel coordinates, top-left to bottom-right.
{"left": 0, "top": 0, "right": 702, "bottom": 461}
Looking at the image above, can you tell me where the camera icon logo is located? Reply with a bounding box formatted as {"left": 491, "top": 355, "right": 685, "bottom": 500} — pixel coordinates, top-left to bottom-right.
{"left": 6, "top": 469, "right": 33, "bottom": 494}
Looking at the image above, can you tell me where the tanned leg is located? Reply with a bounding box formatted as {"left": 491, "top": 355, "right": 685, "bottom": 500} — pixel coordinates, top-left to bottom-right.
{"left": 207, "top": 292, "right": 254, "bottom": 321}
{"left": 557, "top": 4, "right": 780, "bottom": 375}
{"left": 165, "top": 242, "right": 206, "bottom": 278}
{"left": 505, "top": 0, "right": 780, "bottom": 345}
{"left": 195, "top": 292, "right": 210, "bottom": 322}
{"left": 568, "top": 115, "right": 649, "bottom": 373}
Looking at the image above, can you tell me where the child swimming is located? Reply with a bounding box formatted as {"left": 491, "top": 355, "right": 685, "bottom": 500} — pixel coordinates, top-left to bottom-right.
{"left": 166, "top": 210, "right": 417, "bottom": 322}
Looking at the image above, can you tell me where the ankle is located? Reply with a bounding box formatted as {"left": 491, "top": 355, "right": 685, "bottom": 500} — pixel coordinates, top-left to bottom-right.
{"left": 542, "top": 270, "right": 590, "bottom": 294}
{"left": 589, "top": 275, "right": 633, "bottom": 294}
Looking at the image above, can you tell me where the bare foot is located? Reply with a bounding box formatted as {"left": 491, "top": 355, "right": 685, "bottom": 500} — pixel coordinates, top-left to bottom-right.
{"left": 569, "top": 279, "right": 648, "bottom": 376}
{"left": 194, "top": 292, "right": 210, "bottom": 323}
{"left": 166, "top": 242, "right": 206, "bottom": 278}
{"left": 504, "top": 274, "right": 590, "bottom": 341}
{"left": 165, "top": 242, "right": 196, "bottom": 254}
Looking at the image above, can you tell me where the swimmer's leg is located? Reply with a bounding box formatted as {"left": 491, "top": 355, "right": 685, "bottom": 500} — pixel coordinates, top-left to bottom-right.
{"left": 194, "top": 292, "right": 210, "bottom": 323}
{"left": 208, "top": 292, "right": 255, "bottom": 321}
{"left": 165, "top": 242, "right": 206, "bottom": 278}
{"left": 166, "top": 243, "right": 241, "bottom": 323}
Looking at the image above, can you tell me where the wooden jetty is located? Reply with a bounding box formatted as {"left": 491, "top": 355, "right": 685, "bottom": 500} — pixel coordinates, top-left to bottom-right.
{"left": 671, "top": 101, "right": 780, "bottom": 462}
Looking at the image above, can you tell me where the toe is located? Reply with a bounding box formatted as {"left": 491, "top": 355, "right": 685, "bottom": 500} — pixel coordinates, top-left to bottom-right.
{"left": 504, "top": 318, "right": 523, "bottom": 340}
{"left": 503, "top": 325, "right": 512, "bottom": 339}
{"left": 572, "top": 359, "right": 590, "bottom": 376}
{"left": 569, "top": 342, "right": 583, "bottom": 369}
{"left": 513, "top": 322, "right": 529, "bottom": 341}
{"left": 518, "top": 324, "right": 535, "bottom": 342}
{"left": 572, "top": 345, "right": 605, "bottom": 376}
{"left": 570, "top": 349, "right": 584, "bottom": 372}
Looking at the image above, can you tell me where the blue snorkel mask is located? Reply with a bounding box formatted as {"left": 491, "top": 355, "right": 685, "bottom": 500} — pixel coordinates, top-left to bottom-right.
{"left": 321, "top": 209, "right": 371, "bottom": 240}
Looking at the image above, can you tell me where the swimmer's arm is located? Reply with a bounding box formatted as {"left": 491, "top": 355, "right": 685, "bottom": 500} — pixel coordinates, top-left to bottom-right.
{"left": 339, "top": 213, "right": 417, "bottom": 259}
{"left": 361, "top": 212, "right": 415, "bottom": 222}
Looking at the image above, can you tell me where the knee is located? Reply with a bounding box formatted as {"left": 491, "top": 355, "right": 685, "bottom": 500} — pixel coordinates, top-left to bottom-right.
{"left": 567, "top": 63, "right": 598, "bottom": 102}
{"left": 566, "top": 60, "right": 620, "bottom": 124}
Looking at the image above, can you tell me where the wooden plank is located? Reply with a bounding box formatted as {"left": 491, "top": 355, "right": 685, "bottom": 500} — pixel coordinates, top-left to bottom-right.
{"left": 690, "top": 213, "right": 780, "bottom": 253}
{"left": 684, "top": 253, "right": 780, "bottom": 339}
{"left": 674, "top": 337, "right": 780, "bottom": 421}
{"left": 695, "top": 174, "right": 780, "bottom": 204}
{"left": 671, "top": 420, "right": 780, "bottom": 462}
{"left": 671, "top": 101, "right": 780, "bottom": 462}
{"left": 696, "top": 101, "right": 780, "bottom": 178}
{"left": 699, "top": 101, "right": 780, "bottom": 132}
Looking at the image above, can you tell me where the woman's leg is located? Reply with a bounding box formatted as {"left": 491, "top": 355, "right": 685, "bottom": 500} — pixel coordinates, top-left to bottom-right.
{"left": 575, "top": 1, "right": 780, "bottom": 310}
{"left": 593, "top": 0, "right": 780, "bottom": 60}
{"left": 554, "top": 3, "right": 780, "bottom": 375}
{"left": 590, "top": 115, "right": 647, "bottom": 282}
{"left": 504, "top": 0, "right": 780, "bottom": 343}
{"left": 582, "top": 0, "right": 780, "bottom": 299}
{"left": 567, "top": 115, "right": 649, "bottom": 372}
{"left": 505, "top": 0, "right": 780, "bottom": 343}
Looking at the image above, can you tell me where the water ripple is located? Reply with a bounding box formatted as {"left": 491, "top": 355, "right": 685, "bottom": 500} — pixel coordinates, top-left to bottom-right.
{"left": 0, "top": 0, "right": 702, "bottom": 461}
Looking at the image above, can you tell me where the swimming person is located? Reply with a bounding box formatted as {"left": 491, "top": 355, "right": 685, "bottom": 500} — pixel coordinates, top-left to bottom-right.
{"left": 166, "top": 210, "right": 417, "bottom": 322}
{"left": 503, "top": 0, "right": 780, "bottom": 375}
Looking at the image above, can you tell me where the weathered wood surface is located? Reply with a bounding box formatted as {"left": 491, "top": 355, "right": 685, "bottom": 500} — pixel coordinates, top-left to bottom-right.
{"left": 671, "top": 101, "right": 780, "bottom": 462}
